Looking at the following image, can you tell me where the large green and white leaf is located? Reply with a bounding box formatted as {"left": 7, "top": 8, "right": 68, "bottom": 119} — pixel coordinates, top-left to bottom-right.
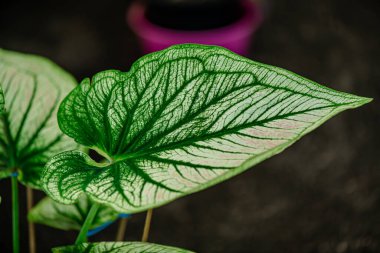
{"left": 52, "top": 242, "right": 194, "bottom": 253}
{"left": 42, "top": 44, "right": 371, "bottom": 213}
{"left": 28, "top": 195, "right": 119, "bottom": 231}
{"left": 0, "top": 49, "right": 78, "bottom": 188}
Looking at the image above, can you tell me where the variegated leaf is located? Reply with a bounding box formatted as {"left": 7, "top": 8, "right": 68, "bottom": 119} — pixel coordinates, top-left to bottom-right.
{"left": 42, "top": 44, "right": 371, "bottom": 213}
{"left": 0, "top": 49, "right": 78, "bottom": 188}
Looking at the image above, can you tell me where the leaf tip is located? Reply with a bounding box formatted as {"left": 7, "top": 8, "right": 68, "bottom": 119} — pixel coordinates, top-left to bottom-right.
{"left": 351, "top": 95, "right": 373, "bottom": 108}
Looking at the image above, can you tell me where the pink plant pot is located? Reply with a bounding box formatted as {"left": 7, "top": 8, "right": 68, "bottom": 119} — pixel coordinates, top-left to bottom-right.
{"left": 127, "top": 0, "right": 262, "bottom": 56}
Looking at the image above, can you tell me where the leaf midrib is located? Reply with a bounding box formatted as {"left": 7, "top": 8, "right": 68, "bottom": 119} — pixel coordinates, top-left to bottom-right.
{"left": 106, "top": 102, "right": 347, "bottom": 164}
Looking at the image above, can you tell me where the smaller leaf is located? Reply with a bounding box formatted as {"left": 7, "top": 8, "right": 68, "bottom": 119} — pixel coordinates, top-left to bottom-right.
{"left": 52, "top": 242, "right": 194, "bottom": 253}
{"left": 28, "top": 195, "right": 119, "bottom": 231}
{"left": 0, "top": 49, "right": 78, "bottom": 188}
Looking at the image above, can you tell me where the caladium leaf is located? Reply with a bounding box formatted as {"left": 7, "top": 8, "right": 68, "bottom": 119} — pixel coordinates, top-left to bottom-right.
{"left": 52, "top": 242, "right": 194, "bottom": 253}
{"left": 0, "top": 49, "right": 78, "bottom": 188}
{"left": 28, "top": 195, "right": 119, "bottom": 231}
{"left": 42, "top": 44, "right": 371, "bottom": 213}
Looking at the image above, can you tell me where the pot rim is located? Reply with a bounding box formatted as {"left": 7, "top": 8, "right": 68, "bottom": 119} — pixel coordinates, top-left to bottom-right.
{"left": 127, "top": 0, "right": 262, "bottom": 44}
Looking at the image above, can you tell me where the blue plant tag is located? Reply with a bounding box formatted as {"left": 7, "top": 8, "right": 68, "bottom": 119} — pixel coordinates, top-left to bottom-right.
{"left": 86, "top": 213, "right": 132, "bottom": 237}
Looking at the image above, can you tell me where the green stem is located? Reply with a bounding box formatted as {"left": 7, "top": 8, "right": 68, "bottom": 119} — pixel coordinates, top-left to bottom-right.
{"left": 75, "top": 203, "right": 100, "bottom": 245}
{"left": 11, "top": 176, "right": 19, "bottom": 253}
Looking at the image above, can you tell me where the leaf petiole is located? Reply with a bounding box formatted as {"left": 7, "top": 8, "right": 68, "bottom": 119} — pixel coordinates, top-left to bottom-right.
{"left": 116, "top": 217, "right": 128, "bottom": 241}
{"left": 11, "top": 176, "right": 19, "bottom": 253}
{"left": 27, "top": 187, "right": 36, "bottom": 253}
{"left": 75, "top": 203, "right": 100, "bottom": 245}
{"left": 142, "top": 209, "right": 153, "bottom": 242}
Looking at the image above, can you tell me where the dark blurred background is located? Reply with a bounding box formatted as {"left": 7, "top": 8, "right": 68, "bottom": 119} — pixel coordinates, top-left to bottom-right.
{"left": 0, "top": 0, "right": 379, "bottom": 252}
